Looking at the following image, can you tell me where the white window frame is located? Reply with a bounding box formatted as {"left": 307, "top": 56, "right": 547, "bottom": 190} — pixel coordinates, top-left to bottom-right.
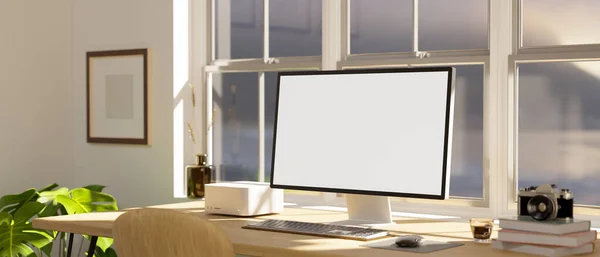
{"left": 197, "top": 0, "right": 496, "bottom": 219}
{"left": 203, "top": 0, "right": 322, "bottom": 184}
{"left": 189, "top": 0, "right": 600, "bottom": 224}
{"left": 335, "top": 0, "right": 494, "bottom": 219}
{"left": 498, "top": 0, "right": 600, "bottom": 226}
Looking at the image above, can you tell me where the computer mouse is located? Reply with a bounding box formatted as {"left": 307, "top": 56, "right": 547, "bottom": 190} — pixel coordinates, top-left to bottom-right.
{"left": 395, "top": 235, "right": 423, "bottom": 248}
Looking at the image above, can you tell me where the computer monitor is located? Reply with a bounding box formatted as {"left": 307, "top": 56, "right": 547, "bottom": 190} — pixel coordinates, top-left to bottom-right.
{"left": 270, "top": 67, "right": 455, "bottom": 226}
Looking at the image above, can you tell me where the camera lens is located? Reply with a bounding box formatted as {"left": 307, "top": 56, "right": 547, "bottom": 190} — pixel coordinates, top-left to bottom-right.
{"left": 527, "top": 195, "right": 556, "bottom": 220}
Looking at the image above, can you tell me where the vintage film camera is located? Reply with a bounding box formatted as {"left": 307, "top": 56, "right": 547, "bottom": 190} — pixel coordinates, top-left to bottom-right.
{"left": 518, "top": 184, "right": 574, "bottom": 221}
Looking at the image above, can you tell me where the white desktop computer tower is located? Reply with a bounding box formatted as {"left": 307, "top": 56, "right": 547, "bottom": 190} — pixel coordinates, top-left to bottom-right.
{"left": 205, "top": 181, "right": 284, "bottom": 216}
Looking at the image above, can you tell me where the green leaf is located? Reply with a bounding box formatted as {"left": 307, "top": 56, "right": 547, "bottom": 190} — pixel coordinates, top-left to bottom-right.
{"left": 0, "top": 213, "right": 10, "bottom": 226}
{"left": 38, "top": 184, "right": 59, "bottom": 193}
{"left": 83, "top": 235, "right": 114, "bottom": 253}
{"left": 37, "top": 188, "right": 69, "bottom": 205}
{"left": 23, "top": 229, "right": 53, "bottom": 256}
{"left": 94, "top": 247, "right": 117, "bottom": 257}
{"left": 55, "top": 188, "right": 118, "bottom": 252}
{"left": 0, "top": 189, "right": 37, "bottom": 214}
{"left": 4, "top": 244, "right": 35, "bottom": 257}
{"left": 38, "top": 204, "right": 59, "bottom": 218}
{"left": 13, "top": 202, "right": 45, "bottom": 224}
{"left": 83, "top": 185, "right": 106, "bottom": 193}
{"left": 54, "top": 196, "right": 86, "bottom": 215}
{"left": 0, "top": 202, "right": 53, "bottom": 257}
{"left": 59, "top": 188, "right": 118, "bottom": 214}
{"left": 40, "top": 242, "right": 53, "bottom": 257}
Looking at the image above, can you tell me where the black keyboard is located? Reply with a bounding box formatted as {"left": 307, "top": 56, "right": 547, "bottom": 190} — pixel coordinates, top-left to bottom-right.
{"left": 242, "top": 219, "right": 389, "bottom": 241}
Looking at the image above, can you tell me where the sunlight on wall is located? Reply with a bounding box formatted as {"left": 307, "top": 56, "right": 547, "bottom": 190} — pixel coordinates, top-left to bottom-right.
{"left": 174, "top": 100, "right": 185, "bottom": 197}
{"left": 173, "top": 0, "right": 190, "bottom": 197}
{"left": 173, "top": 0, "right": 189, "bottom": 98}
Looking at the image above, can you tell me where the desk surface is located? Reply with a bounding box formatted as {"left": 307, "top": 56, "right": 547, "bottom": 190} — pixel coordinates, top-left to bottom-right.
{"left": 33, "top": 201, "right": 599, "bottom": 257}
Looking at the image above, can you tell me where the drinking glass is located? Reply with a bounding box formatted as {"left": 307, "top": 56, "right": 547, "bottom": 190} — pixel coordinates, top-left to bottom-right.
{"left": 469, "top": 218, "right": 494, "bottom": 243}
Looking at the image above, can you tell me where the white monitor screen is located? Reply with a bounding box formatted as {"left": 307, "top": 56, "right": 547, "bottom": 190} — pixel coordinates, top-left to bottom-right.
{"left": 270, "top": 67, "right": 455, "bottom": 199}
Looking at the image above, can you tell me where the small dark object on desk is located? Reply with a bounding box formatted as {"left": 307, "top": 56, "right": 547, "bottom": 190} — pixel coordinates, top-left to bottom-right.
{"left": 395, "top": 235, "right": 423, "bottom": 248}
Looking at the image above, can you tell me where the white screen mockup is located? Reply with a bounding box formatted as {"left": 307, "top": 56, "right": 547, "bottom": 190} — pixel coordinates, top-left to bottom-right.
{"left": 271, "top": 69, "right": 454, "bottom": 198}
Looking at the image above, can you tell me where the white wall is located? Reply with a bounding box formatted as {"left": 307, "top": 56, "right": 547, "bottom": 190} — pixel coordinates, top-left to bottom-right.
{"left": 72, "top": 0, "right": 182, "bottom": 208}
{"left": 0, "top": 1, "right": 74, "bottom": 195}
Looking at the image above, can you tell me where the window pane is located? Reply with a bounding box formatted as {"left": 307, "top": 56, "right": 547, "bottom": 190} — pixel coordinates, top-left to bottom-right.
{"left": 269, "top": 0, "right": 322, "bottom": 57}
{"left": 212, "top": 73, "right": 259, "bottom": 181}
{"left": 215, "top": 0, "right": 263, "bottom": 59}
{"left": 518, "top": 62, "right": 600, "bottom": 205}
{"left": 350, "top": 0, "right": 413, "bottom": 54}
{"left": 418, "top": 0, "right": 488, "bottom": 51}
{"left": 522, "top": 0, "right": 600, "bottom": 47}
{"left": 449, "top": 66, "right": 484, "bottom": 198}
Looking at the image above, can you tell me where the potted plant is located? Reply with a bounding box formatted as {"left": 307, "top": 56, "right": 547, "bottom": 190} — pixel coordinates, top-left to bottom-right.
{"left": 0, "top": 183, "right": 119, "bottom": 257}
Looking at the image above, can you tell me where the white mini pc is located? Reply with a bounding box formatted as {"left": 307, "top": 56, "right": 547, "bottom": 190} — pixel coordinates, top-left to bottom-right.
{"left": 204, "top": 181, "right": 284, "bottom": 216}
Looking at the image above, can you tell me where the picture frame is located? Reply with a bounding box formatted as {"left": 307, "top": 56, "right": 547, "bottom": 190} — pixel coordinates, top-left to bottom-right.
{"left": 86, "top": 48, "right": 150, "bottom": 145}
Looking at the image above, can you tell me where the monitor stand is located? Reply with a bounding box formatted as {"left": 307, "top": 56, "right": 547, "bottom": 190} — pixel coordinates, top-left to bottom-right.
{"left": 327, "top": 194, "right": 394, "bottom": 228}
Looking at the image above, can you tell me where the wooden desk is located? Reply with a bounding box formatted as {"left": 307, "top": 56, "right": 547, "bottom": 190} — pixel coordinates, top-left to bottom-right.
{"left": 33, "top": 201, "right": 599, "bottom": 257}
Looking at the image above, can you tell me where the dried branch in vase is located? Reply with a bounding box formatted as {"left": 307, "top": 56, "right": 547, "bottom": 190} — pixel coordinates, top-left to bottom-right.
{"left": 189, "top": 82, "right": 196, "bottom": 108}
{"left": 185, "top": 83, "right": 216, "bottom": 155}
{"left": 187, "top": 122, "right": 197, "bottom": 145}
{"left": 187, "top": 83, "right": 198, "bottom": 154}
{"left": 207, "top": 108, "right": 216, "bottom": 133}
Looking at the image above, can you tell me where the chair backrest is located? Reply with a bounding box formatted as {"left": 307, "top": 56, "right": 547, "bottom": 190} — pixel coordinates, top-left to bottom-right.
{"left": 112, "top": 208, "right": 235, "bottom": 257}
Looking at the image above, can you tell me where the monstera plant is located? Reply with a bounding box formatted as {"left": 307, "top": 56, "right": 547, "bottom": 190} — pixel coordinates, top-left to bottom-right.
{"left": 0, "top": 184, "right": 119, "bottom": 257}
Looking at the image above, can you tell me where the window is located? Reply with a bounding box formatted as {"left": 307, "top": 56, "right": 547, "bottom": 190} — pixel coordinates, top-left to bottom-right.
{"left": 192, "top": 0, "right": 600, "bottom": 223}
{"left": 212, "top": 73, "right": 260, "bottom": 181}
{"left": 349, "top": 0, "right": 488, "bottom": 55}
{"left": 269, "top": 0, "right": 322, "bottom": 57}
{"left": 215, "top": 0, "right": 263, "bottom": 59}
{"left": 418, "top": 0, "right": 488, "bottom": 51}
{"left": 350, "top": 0, "right": 413, "bottom": 54}
{"left": 208, "top": 0, "right": 489, "bottom": 211}
{"left": 210, "top": 0, "right": 322, "bottom": 184}
{"left": 345, "top": 0, "right": 488, "bottom": 201}
{"left": 264, "top": 72, "right": 278, "bottom": 181}
{"left": 518, "top": 62, "right": 600, "bottom": 206}
{"left": 215, "top": 0, "right": 321, "bottom": 60}
{"left": 521, "top": 0, "right": 600, "bottom": 47}
{"left": 510, "top": 0, "right": 600, "bottom": 219}
{"left": 449, "top": 65, "right": 484, "bottom": 198}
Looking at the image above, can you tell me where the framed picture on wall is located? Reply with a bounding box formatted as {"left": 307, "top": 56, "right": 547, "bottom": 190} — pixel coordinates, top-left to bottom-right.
{"left": 86, "top": 48, "right": 150, "bottom": 145}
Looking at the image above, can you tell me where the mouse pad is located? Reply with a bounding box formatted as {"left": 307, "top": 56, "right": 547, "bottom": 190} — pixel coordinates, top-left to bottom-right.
{"left": 362, "top": 237, "right": 464, "bottom": 253}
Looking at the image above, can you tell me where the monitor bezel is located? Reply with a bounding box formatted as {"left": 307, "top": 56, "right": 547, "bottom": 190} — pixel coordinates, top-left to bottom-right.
{"left": 269, "top": 66, "right": 455, "bottom": 200}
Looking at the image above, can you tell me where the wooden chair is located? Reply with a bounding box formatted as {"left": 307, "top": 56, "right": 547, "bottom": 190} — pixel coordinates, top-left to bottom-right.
{"left": 112, "top": 208, "right": 235, "bottom": 257}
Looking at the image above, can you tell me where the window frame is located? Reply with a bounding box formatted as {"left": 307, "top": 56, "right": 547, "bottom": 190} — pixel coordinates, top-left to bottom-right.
{"left": 517, "top": 0, "right": 600, "bottom": 51}
{"left": 499, "top": 0, "right": 600, "bottom": 225}
{"left": 205, "top": 0, "right": 322, "bottom": 183}
{"left": 189, "top": 0, "right": 600, "bottom": 225}
{"left": 339, "top": 0, "right": 493, "bottom": 217}
{"left": 200, "top": 0, "right": 495, "bottom": 218}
